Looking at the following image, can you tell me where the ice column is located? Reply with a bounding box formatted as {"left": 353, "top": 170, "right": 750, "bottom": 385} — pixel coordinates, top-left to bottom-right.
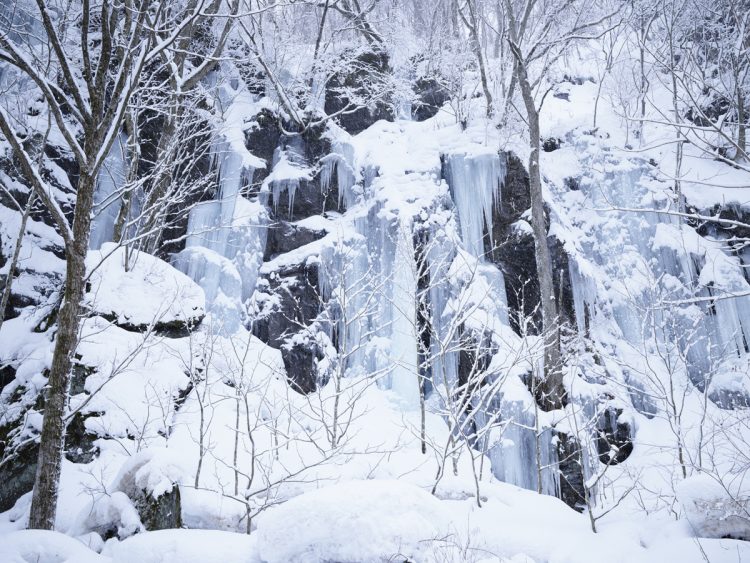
{"left": 90, "top": 133, "right": 127, "bottom": 250}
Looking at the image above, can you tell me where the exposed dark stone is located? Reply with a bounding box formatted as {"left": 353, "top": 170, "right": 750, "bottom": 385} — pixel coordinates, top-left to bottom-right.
{"left": 70, "top": 359, "right": 96, "bottom": 396}
{"left": 413, "top": 226, "right": 433, "bottom": 393}
{"left": 0, "top": 440, "right": 37, "bottom": 512}
{"left": 553, "top": 91, "right": 570, "bottom": 101}
{"left": 412, "top": 78, "right": 450, "bottom": 122}
{"left": 0, "top": 409, "right": 102, "bottom": 510}
{"left": 281, "top": 336, "right": 325, "bottom": 394}
{"left": 684, "top": 94, "right": 731, "bottom": 128}
{"left": 709, "top": 388, "right": 750, "bottom": 410}
{"left": 324, "top": 49, "right": 394, "bottom": 134}
{"left": 64, "top": 411, "right": 101, "bottom": 464}
{"left": 477, "top": 152, "right": 577, "bottom": 335}
{"left": 596, "top": 407, "right": 634, "bottom": 465}
{"left": 554, "top": 430, "right": 586, "bottom": 511}
{"left": 564, "top": 177, "right": 580, "bottom": 191}
{"left": 0, "top": 363, "right": 16, "bottom": 392}
{"left": 264, "top": 220, "right": 328, "bottom": 261}
{"left": 134, "top": 485, "right": 182, "bottom": 531}
{"left": 263, "top": 128, "right": 339, "bottom": 222}
{"left": 245, "top": 108, "right": 283, "bottom": 187}
{"left": 93, "top": 311, "right": 204, "bottom": 338}
{"left": 457, "top": 328, "right": 492, "bottom": 388}
{"left": 542, "top": 137, "right": 562, "bottom": 152}
{"left": 562, "top": 74, "right": 593, "bottom": 86}
{"left": 265, "top": 176, "right": 340, "bottom": 222}
{"left": 252, "top": 261, "right": 322, "bottom": 348}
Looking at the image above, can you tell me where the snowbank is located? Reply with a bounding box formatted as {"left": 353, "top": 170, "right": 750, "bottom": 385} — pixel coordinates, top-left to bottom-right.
{"left": 677, "top": 474, "right": 750, "bottom": 540}
{"left": 256, "top": 479, "right": 449, "bottom": 563}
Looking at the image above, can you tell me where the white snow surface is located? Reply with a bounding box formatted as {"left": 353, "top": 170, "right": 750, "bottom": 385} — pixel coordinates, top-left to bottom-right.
{"left": 85, "top": 243, "right": 205, "bottom": 328}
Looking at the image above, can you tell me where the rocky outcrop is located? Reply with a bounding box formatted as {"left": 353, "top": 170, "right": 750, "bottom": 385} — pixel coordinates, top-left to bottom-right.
{"left": 134, "top": 485, "right": 183, "bottom": 531}
{"left": 324, "top": 49, "right": 394, "bottom": 135}
{"left": 596, "top": 407, "right": 634, "bottom": 465}
{"left": 252, "top": 261, "right": 322, "bottom": 349}
{"left": 554, "top": 430, "right": 586, "bottom": 512}
{"left": 412, "top": 78, "right": 450, "bottom": 122}
{"left": 486, "top": 152, "right": 577, "bottom": 334}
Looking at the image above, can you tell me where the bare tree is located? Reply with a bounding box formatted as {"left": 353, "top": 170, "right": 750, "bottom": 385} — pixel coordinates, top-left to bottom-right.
{"left": 501, "top": 0, "right": 621, "bottom": 410}
{"left": 0, "top": 0, "right": 225, "bottom": 529}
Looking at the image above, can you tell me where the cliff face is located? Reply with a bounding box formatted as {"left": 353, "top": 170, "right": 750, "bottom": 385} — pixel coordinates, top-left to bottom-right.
{"left": 2, "top": 48, "right": 750, "bottom": 561}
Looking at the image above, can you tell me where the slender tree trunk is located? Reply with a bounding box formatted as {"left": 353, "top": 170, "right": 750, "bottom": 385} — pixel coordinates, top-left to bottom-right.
{"left": 28, "top": 171, "right": 96, "bottom": 530}
{"left": 0, "top": 193, "right": 37, "bottom": 331}
{"left": 515, "top": 60, "right": 565, "bottom": 411}
{"left": 461, "top": 0, "right": 493, "bottom": 117}
{"left": 737, "top": 89, "right": 746, "bottom": 161}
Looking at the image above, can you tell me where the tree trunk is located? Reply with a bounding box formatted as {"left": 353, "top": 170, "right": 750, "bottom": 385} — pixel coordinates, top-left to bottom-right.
{"left": 28, "top": 172, "right": 96, "bottom": 530}
{"left": 515, "top": 61, "right": 565, "bottom": 411}
{"left": 738, "top": 89, "right": 746, "bottom": 161}
{"left": 0, "top": 193, "right": 37, "bottom": 331}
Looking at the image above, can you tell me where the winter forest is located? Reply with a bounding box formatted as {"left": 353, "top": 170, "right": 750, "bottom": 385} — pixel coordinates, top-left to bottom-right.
{"left": 1, "top": 0, "right": 750, "bottom": 560}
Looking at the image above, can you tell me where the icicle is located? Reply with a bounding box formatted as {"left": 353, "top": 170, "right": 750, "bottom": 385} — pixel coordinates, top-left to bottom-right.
{"left": 90, "top": 133, "right": 127, "bottom": 250}
{"left": 443, "top": 152, "right": 506, "bottom": 259}
{"left": 176, "top": 135, "right": 267, "bottom": 334}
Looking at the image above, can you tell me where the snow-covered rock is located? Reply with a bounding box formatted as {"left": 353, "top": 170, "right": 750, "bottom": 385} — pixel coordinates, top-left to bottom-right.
{"left": 85, "top": 243, "right": 205, "bottom": 332}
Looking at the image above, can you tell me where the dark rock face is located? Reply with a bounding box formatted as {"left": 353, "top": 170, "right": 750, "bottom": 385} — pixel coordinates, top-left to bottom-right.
{"left": 596, "top": 407, "right": 634, "bottom": 465}
{"left": 65, "top": 412, "right": 101, "bottom": 464}
{"left": 263, "top": 127, "right": 340, "bottom": 222}
{"left": 0, "top": 363, "right": 16, "bottom": 391}
{"left": 554, "top": 430, "right": 586, "bottom": 511}
{"left": 710, "top": 388, "right": 750, "bottom": 409}
{"left": 0, "top": 441, "right": 37, "bottom": 512}
{"left": 252, "top": 262, "right": 322, "bottom": 349}
{"left": 245, "top": 108, "right": 283, "bottom": 187}
{"left": 324, "top": 49, "right": 394, "bottom": 135}
{"left": 264, "top": 220, "right": 328, "bottom": 261}
{"left": 542, "top": 137, "right": 562, "bottom": 152}
{"left": 282, "top": 337, "right": 325, "bottom": 394}
{"left": 134, "top": 485, "right": 182, "bottom": 531}
{"left": 266, "top": 176, "right": 339, "bottom": 222}
{"left": 485, "top": 153, "right": 577, "bottom": 335}
{"left": 412, "top": 78, "right": 450, "bottom": 122}
{"left": 0, "top": 413, "right": 101, "bottom": 510}
{"left": 99, "top": 314, "right": 205, "bottom": 338}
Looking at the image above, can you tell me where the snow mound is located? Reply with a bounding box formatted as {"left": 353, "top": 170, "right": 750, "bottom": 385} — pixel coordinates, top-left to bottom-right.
{"left": 85, "top": 243, "right": 205, "bottom": 330}
{"left": 677, "top": 474, "right": 750, "bottom": 540}
{"left": 0, "top": 529, "right": 105, "bottom": 563}
{"left": 101, "top": 529, "right": 258, "bottom": 563}
{"left": 256, "top": 479, "right": 449, "bottom": 563}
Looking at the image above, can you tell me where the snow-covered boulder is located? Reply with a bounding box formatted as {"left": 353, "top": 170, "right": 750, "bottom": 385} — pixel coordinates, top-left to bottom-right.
{"left": 256, "top": 479, "right": 449, "bottom": 563}
{"left": 85, "top": 243, "right": 205, "bottom": 333}
{"left": 677, "top": 474, "right": 750, "bottom": 540}
{"left": 109, "top": 449, "right": 189, "bottom": 531}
